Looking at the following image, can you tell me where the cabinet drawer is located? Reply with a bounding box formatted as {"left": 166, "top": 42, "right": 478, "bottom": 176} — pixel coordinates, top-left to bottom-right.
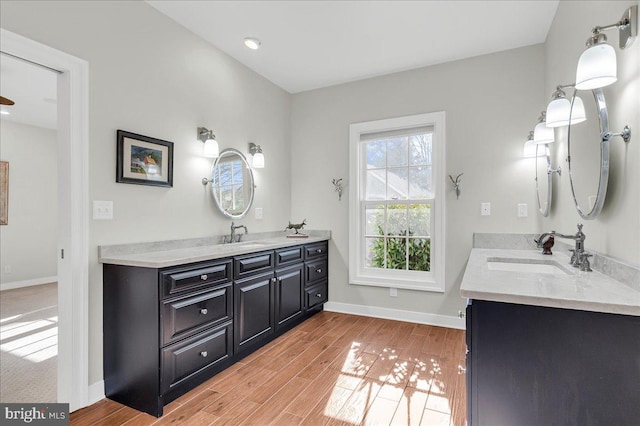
{"left": 161, "top": 284, "right": 233, "bottom": 345}
{"left": 234, "top": 251, "right": 274, "bottom": 279}
{"left": 161, "top": 322, "right": 232, "bottom": 394}
{"left": 306, "top": 259, "right": 328, "bottom": 284}
{"left": 276, "top": 246, "right": 303, "bottom": 267}
{"left": 304, "top": 242, "right": 328, "bottom": 260}
{"left": 161, "top": 260, "right": 232, "bottom": 298}
{"left": 306, "top": 281, "right": 328, "bottom": 309}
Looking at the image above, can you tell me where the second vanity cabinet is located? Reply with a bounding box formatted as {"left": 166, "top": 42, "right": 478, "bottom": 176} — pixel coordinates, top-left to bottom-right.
{"left": 103, "top": 240, "right": 328, "bottom": 417}
{"left": 466, "top": 299, "right": 640, "bottom": 425}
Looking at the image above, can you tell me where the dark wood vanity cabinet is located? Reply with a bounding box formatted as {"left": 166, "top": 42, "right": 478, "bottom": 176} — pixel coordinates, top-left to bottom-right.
{"left": 466, "top": 300, "right": 640, "bottom": 425}
{"left": 304, "top": 241, "right": 328, "bottom": 309}
{"left": 103, "top": 241, "right": 328, "bottom": 417}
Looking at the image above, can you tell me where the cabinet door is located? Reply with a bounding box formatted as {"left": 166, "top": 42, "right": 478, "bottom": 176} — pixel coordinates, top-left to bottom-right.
{"left": 234, "top": 272, "right": 274, "bottom": 354}
{"left": 275, "top": 264, "right": 304, "bottom": 330}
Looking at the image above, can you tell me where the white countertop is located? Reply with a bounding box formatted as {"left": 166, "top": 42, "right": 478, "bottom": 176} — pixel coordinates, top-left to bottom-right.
{"left": 98, "top": 232, "right": 330, "bottom": 268}
{"left": 460, "top": 248, "right": 640, "bottom": 316}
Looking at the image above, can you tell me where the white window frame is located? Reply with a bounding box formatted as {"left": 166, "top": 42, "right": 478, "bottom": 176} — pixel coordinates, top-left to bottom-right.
{"left": 349, "top": 112, "right": 446, "bottom": 292}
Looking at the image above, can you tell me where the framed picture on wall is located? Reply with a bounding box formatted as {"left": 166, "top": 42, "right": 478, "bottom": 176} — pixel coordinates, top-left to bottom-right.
{"left": 116, "top": 130, "right": 174, "bottom": 187}
{"left": 0, "top": 161, "right": 8, "bottom": 225}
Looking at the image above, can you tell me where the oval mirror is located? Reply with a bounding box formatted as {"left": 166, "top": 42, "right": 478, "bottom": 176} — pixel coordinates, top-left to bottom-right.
{"left": 535, "top": 144, "right": 552, "bottom": 217}
{"left": 209, "top": 148, "right": 255, "bottom": 219}
{"left": 567, "top": 88, "right": 609, "bottom": 219}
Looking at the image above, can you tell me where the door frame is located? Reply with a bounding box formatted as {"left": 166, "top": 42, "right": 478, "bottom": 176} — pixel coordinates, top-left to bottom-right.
{"left": 1, "top": 28, "right": 90, "bottom": 411}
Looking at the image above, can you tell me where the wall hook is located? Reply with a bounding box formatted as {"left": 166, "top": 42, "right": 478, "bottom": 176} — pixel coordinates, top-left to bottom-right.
{"left": 332, "top": 178, "right": 344, "bottom": 201}
{"left": 449, "top": 173, "right": 463, "bottom": 199}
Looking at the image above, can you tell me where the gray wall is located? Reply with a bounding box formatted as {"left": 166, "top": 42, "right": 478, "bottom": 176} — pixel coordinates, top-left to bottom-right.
{"left": 543, "top": 1, "right": 640, "bottom": 265}
{"left": 1, "top": 1, "right": 292, "bottom": 384}
{"left": 290, "top": 45, "right": 546, "bottom": 320}
{"left": 0, "top": 121, "right": 57, "bottom": 286}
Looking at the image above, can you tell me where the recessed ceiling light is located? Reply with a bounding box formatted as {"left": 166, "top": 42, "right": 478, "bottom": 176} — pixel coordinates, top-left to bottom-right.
{"left": 244, "top": 37, "right": 261, "bottom": 50}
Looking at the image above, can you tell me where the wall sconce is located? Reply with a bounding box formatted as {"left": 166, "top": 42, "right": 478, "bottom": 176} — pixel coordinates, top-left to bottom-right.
{"left": 545, "top": 85, "right": 586, "bottom": 127}
{"left": 197, "top": 127, "right": 219, "bottom": 158}
{"left": 533, "top": 111, "right": 554, "bottom": 144}
{"left": 523, "top": 131, "right": 545, "bottom": 158}
{"left": 575, "top": 5, "right": 637, "bottom": 90}
{"left": 248, "top": 142, "right": 264, "bottom": 168}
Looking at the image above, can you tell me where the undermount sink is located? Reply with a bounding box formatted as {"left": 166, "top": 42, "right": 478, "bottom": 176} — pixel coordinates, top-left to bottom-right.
{"left": 486, "top": 257, "right": 571, "bottom": 275}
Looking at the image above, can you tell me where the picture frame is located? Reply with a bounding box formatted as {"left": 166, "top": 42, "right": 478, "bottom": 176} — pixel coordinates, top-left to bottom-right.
{"left": 116, "top": 130, "right": 174, "bottom": 187}
{"left": 0, "top": 161, "right": 8, "bottom": 225}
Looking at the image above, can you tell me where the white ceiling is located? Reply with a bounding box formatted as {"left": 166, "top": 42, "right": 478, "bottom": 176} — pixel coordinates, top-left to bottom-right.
{"left": 0, "top": 54, "right": 58, "bottom": 130}
{"left": 0, "top": 1, "right": 560, "bottom": 130}
{"left": 147, "top": 0, "right": 560, "bottom": 93}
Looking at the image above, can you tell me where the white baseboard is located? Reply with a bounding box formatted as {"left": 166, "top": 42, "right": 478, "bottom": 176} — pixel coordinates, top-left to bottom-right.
{"left": 324, "top": 301, "right": 465, "bottom": 330}
{"left": 87, "top": 380, "right": 105, "bottom": 406}
{"left": 0, "top": 276, "right": 58, "bottom": 291}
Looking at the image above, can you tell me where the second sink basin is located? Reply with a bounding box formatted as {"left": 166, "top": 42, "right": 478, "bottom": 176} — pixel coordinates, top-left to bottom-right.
{"left": 486, "top": 257, "right": 571, "bottom": 275}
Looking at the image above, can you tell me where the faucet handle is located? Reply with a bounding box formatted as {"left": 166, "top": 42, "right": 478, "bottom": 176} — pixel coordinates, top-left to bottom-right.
{"left": 579, "top": 252, "right": 593, "bottom": 272}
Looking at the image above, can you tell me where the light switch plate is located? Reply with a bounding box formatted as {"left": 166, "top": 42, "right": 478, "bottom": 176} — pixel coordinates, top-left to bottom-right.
{"left": 389, "top": 288, "right": 398, "bottom": 297}
{"left": 480, "top": 202, "right": 491, "bottom": 216}
{"left": 93, "top": 200, "right": 113, "bottom": 220}
{"left": 255, "top": 207, "right": 263, "bottom": 220}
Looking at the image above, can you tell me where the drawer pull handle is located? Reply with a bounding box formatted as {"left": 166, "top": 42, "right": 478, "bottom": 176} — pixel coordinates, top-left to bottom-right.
{"left": 200, "top": 308, "right": 208, "bottom": 315}
{"left": 200, "top": 351, "right": 208, "bottom": 358}
{"left": 316, "top": 293, "right": 322, "bottom": 298}
{"left": 316, "top": 249, "right": 323, "bottom": 253}
{"left": 316, "top": 268, "right": 322, "bottom": 273}
{"left": 200, "top": 274, "right": 208, "bottom": 281}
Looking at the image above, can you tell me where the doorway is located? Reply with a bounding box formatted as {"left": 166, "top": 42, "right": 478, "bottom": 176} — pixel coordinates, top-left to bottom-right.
{"left": 1, "top": 52, "right": 59, "bottom": 403}
{"left": 1, "top": 28, "right": 89, "bottom": 411}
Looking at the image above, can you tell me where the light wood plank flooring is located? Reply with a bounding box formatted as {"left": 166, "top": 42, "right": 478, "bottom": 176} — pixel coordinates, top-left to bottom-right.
{"left": 71, "top": 312, "right": 467, "bottom": 426}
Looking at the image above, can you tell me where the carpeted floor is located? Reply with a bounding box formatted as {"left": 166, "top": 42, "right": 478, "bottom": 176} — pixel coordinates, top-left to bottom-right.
{"left": 0, "top": 282, "right": 57, "bottom": 403}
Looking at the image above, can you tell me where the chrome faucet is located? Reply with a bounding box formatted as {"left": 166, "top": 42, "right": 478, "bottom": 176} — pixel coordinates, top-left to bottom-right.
{"left": 535, "top": 223, "right": 592, "bottom": 271}
{"left": 224, "top": 221, "right": 248, "bottom": 243}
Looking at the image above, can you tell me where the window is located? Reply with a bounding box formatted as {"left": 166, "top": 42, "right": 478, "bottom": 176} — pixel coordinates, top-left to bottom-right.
{"left": 349, "top": 112, "right": 445, "bottom": 292}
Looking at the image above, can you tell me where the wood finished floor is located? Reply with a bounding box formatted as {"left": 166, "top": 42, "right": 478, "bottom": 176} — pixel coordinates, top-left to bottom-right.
{"left": 71, "top": 312, "right": 467, "bottom": 426}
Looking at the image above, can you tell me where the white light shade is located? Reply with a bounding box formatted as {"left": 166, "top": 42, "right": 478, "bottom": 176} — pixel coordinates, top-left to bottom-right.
{"left": 546, "top": 96, "right": 587, "bottom": 127}
{"left": 252, "top": 152, "right": 265, "bottom": 168}
{"left": 523, "top": 140, "right": 546, "bottom": 158}
{"left": 533, "top": 122, "right": 554, "bottom": 144}
{"left": 575, "top": 43, "right": 617, "bottom": 90}
{"left": 203, "top": 138, "right": 219, "bottom": 158}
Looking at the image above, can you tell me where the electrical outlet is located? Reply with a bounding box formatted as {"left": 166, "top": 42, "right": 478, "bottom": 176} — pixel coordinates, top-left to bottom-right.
{"left": 389, "top": 288, "right": 397, "bottom": 297}
{"left": 458, "top": 310, "right": 466, "bottom": 319}
{"left": 517, "top": 203, "right": 528, "bottom": 218}
{"left": 3, "top": 264, "right": 11, "bottom": 274}
{"left": 93, "top": 201, "right": 113, "bottom": 220}
{"left": 480, "top": 202, "right": 491, "bottom": 216}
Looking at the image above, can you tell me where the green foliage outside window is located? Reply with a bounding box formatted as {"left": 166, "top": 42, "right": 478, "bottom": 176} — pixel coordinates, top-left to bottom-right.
{"left": 370, "top": 229, "right": 431, "bottom": 271}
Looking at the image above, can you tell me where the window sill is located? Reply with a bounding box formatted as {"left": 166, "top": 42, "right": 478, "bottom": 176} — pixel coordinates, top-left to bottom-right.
{"left": 350, "top": 276, "right": 444, "bottom": 293}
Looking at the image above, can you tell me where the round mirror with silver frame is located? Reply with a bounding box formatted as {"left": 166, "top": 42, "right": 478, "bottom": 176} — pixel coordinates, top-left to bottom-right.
{"left": 567, "top": 88, "right": 631, "bottom": 219}
{"left": 535, "top": 144, "right": 555, "bottom": 217}
{"left": 207, "top": 148, "right": 255, "bottom": 219}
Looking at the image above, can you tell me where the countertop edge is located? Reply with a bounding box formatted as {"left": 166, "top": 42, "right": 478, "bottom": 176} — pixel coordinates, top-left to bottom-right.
{"left": 98, "top": 234, "right": 331, "bottom": 268}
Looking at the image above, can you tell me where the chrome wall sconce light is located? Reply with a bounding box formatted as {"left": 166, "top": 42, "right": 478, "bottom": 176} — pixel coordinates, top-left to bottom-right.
{"left": 533, "top": 111, "right": 555, "bottom": 144}
{"left": 575, "top": 5, "right": 637, "bottom": 90}
{"left": 248, "top": 142, "right": 264, "bottom": 168}
{"left": 545, "top": 85, "right": 586, "bottom": 127}
{"left": 197, "top": 127, "right": 219, "bottom": 158}
{"left": 524, "top": 131, "right": 544, "bottom": 158}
